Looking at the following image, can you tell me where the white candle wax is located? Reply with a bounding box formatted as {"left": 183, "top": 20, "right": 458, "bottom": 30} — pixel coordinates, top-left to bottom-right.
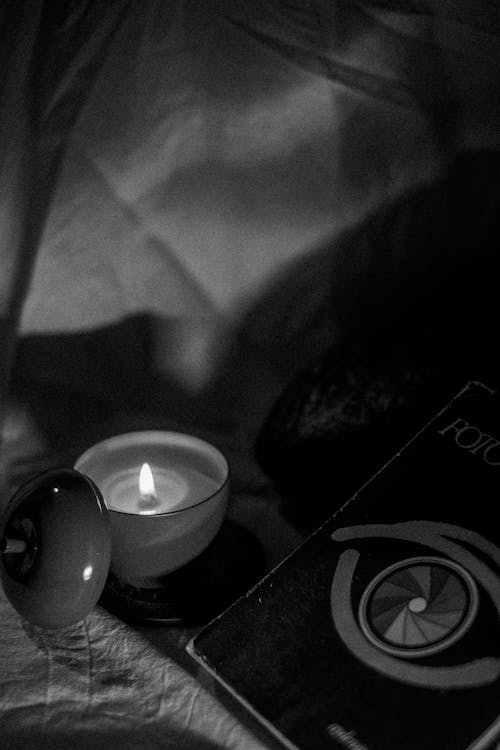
{"left": 102, "top": 464, "right": 219, "bottom": 515}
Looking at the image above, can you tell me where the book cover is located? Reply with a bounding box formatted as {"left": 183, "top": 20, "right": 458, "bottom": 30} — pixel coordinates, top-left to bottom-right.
{"left": 187, "top": 381, "right": 500, "bottom": 750}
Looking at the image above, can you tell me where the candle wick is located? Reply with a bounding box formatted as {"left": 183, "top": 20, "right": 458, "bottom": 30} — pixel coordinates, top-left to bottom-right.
{"left": 140, "top": 491, "right": 157, "bottom": 503}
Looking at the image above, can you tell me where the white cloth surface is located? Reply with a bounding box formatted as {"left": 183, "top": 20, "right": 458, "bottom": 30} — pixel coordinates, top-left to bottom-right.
{"left": 0, "top": 598, "right": 264, "bottom": 750}
{"left": 0, "top": 483, "right": 303, "bottom": 750}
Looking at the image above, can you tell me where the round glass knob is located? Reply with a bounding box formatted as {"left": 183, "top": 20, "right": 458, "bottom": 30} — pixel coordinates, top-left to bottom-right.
{"left": 0, "top": 468, "right": 111, "bottom": 629}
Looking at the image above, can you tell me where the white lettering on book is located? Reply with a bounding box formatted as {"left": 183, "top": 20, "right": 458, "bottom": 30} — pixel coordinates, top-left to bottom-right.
{"left": 326, "top": 723, "right": 370, "bottom": 750}
{"left": 438, "top": 418, "right": 500, "bottom": 465}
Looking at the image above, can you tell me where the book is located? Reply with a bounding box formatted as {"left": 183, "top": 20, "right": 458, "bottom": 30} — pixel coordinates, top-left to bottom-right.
{"left": 187, "top": 381, "right": 500, "bottom": 750}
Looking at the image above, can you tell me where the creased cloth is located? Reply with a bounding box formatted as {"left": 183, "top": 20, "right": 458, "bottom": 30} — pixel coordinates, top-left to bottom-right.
{"left": 3, "top": 0, "right": 500, "bottom": 393}
{"left": 0, "top": 595, "right": 266, "bottom": 750}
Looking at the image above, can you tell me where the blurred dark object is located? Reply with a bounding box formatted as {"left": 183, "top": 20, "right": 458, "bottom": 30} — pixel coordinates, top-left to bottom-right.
{"left": 256, "top": 151, "right": 500, "bottom": 533}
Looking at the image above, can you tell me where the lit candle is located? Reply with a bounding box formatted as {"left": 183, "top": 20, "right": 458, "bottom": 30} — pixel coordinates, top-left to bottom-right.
{"left": 74, "top": 431, "right": 230, "bottom": 583}
{"left": 102, "top": 461, "right": 220, "bottom": 516}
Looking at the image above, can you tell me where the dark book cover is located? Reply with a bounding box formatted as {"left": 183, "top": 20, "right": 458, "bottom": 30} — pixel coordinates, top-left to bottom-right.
{"left": 187, "top": 381, "right": 500, "bottom": 750}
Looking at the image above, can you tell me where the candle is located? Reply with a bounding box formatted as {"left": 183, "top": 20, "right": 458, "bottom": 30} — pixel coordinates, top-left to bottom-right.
{"left": 74, "top": 431, "right": 229, "bottom": 585}
{"left": 103, "top": 462, "right": 220, "bottom": 516}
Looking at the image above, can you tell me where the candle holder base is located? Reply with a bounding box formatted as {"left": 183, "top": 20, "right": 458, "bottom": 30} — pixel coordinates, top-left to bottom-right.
{"left": 98, "top": 520, "right": 265, "bottom": 625}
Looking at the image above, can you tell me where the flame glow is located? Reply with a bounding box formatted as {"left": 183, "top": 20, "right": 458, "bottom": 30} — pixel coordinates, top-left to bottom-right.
{"left": 139, "top": 463, "right": 156, "bottom": 497}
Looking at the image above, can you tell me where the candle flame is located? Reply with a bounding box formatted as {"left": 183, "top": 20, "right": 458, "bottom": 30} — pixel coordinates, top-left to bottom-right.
{"left": 139, "top": 463, "right": 156, "bottom": 497}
